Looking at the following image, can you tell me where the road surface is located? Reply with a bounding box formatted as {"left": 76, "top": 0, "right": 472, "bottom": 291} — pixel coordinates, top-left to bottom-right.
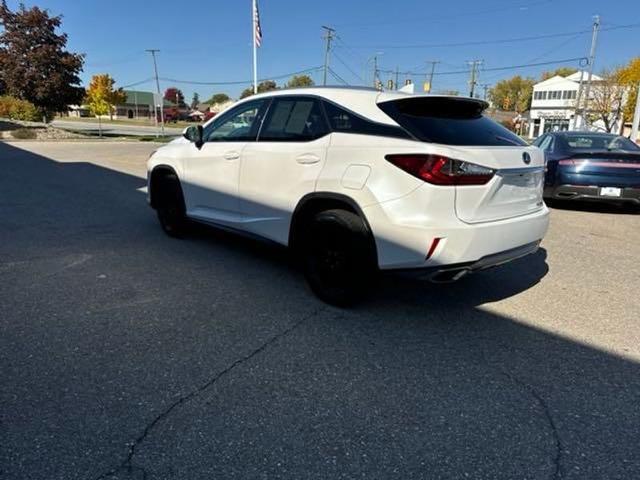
{"left": 1, "top": 141, "right": 639, "bottom": 480}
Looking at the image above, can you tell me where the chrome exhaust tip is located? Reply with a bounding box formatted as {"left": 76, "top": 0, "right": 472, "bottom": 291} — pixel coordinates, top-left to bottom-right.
{"left": 429, "top": 269, "right": 471, "bottom": 283}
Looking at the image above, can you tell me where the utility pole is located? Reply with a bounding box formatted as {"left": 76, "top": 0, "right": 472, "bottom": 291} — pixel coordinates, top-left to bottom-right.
{"left": 395, "top": 67, "right": 400, "bottom": 91}
{"left": 631, "top": 81, "right": 640, "bottom": 144}
{"left": 425, "top": 61, "right": 439, "bottom": 93}
{"left": 322, "top": 26, "right": 336, "bottom": 86}
{"left": 467, "top": 60, "right": 483, "bottom": 98}
{"left": 580, "top": 15, "right": 601, "bottom": 130}
{"left": 146, "top": 49, "right": 164, "bottom": 136}
{"left": 481, "top": 84, "right": 490, "bottom": 101}
{"left": 573, "top": 69, "right": 586, "bottom": 130}
{"left": 373, "top": 55, "right": 379, "bottom": 88}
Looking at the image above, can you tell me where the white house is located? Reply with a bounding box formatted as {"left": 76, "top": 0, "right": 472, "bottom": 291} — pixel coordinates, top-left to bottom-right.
{"left": 528, "top": 71, "right": 624, "bottom": 138}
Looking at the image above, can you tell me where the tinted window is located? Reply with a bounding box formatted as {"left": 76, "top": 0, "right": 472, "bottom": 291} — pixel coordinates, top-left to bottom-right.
{"left": 532, "top": 134, "right": 546, "bottom": 147}
{"left": 259, "top": 97, "right": 328, "bottom": 141}
{"left": 538, "top": 135, "right": 553, "bottom": 151}
{"left": 563, "top": 134, "right": 640, "bottom": 152}
{"left": 378, "top": 97, "right": 528, "bottom": 146}
{"left": 205, "top": 99, "right": 265, "bottom": 142}
{"left": 323, "top": 100, "right": 411, "bottom": 139}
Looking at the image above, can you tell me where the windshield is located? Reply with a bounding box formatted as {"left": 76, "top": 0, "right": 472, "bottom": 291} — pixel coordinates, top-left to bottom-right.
{"left": 563, "top": 134, "right": 640, "bottom": 152}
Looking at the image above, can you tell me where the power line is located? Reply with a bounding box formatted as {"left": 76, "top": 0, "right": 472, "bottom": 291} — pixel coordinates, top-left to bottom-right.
{"left": 333, "top": 36, "right": 369, "bottom": 64}
{"left": 120, "top": 78, "right": 154, "bottom": 89}
{"left": 158, "top": 67, "right": 324, "bottom": 86}
{"left": 328, "top": 67, "right": 349, "bottom": 86}
{"left": 378, "top": 57, "right": 588, "bottom": 78}
{"left": 338, "top": 22, "right": 640, "bottom": 50}
{"left": 332, "top": 51, "right": 366, "bottom": 84}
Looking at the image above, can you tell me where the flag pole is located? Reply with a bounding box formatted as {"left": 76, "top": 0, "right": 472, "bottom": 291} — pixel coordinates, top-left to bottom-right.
{"left": 252, "top": 0, "right": 258, "bottom": 94}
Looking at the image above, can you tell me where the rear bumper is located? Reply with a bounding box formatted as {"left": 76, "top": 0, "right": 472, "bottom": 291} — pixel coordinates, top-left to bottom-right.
{"left": 364, "top": 189, "right": 550, "bottom": 270}
{"left": 391, "top": 240, "right": 541, "bottom": 282}
{"left": 544, "top": 185, "right": 640, "bottom": 204}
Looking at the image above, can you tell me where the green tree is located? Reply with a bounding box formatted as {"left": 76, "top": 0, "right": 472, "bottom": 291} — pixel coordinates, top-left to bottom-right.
{"left": 488, "top": 76, "right": 535, "bottom": 112}
{"left": 286, "top": 75, "right": 314, "bottom": 88}
{"left": 540, "top": 67, "right": 578, "bottom": 81}
{"left": 191, "top": 92, "right": 200, "bottom": 109}
{"left": 206, "top": 93, "right": 231, "bottom": 105}
{"left": 0, "top": 2, "right": 84, "bottom": 121}
{"left": 240, "top": 80, "right": 278, "bottom": 99}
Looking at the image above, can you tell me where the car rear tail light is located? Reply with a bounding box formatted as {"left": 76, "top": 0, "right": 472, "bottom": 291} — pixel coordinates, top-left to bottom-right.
{"left": 385, "top": 154, "right": 494, "bottom": 185}
{"left": 558, "top": 159, "right": 578, "bottom": 165}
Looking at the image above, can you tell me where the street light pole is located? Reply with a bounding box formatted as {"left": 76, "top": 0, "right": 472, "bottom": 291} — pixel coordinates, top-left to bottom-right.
{"left": 146, "top": 49, "right": 165, "bottom": 136}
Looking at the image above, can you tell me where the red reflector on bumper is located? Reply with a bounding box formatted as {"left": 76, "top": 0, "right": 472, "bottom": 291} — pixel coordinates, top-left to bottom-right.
{"left": 426, "top": 237, "right": 442, "bottom": 260}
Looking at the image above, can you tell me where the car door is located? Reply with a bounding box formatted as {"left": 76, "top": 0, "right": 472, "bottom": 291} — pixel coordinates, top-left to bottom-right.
{"left": 181, "top": 99, "right": 267, "bottom": 226}
{"left": 239, "top": 96, "right": 331, "bottom": 244}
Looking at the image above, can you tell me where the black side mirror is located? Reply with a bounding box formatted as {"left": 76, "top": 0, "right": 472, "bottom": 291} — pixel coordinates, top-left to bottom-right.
{"left": 183, "top": 125, "right": 204, "bottom": 149}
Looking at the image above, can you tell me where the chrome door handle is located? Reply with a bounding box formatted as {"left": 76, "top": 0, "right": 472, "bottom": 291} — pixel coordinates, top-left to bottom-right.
{"left": 296, "top": 153, "right": 320, "bottom": 165}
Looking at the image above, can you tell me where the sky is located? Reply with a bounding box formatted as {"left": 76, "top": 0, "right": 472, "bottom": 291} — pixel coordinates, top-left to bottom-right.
{"left": 8, "top": 0, "right": 640, "bottom": 102}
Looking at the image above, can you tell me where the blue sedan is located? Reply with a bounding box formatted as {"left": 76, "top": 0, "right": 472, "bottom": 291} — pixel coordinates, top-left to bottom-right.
{"left": 533, "top": 131, "right": 640, "bottom": 206}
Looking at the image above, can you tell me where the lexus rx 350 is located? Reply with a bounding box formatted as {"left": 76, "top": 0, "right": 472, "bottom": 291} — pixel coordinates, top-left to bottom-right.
{"left": 147, "top": 87, "right": 549, "bottom": 305}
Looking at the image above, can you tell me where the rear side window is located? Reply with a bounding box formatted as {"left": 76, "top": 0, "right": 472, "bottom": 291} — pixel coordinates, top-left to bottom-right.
{"left": 323, "top": 100, "right": 411, "bottom": 140}
{"left": 259, "top": 97, "right": 328, "bottom": 142}
{"left": 378, "top": 97, "right": 527, "bottom": 146}
{"left": 537, "top": 135, "right": 554, "bottom": 151}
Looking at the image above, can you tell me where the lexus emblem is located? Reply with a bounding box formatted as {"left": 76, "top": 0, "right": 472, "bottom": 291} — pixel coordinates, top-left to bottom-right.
{"left": 522, "top": 152, "right": 532, "bottom": 165}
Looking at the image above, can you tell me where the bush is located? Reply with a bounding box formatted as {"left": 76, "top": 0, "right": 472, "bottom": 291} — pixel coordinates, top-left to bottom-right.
{"left": 11, "top": 128, "right": 37, "bottom": 139}
{"left": 0, "top": 96, "right": 40, "bottom": 122}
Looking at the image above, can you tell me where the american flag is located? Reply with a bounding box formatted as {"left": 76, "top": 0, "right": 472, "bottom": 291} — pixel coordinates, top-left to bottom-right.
{"left": 253, "top": 1, "right": 263, "bottom": 48}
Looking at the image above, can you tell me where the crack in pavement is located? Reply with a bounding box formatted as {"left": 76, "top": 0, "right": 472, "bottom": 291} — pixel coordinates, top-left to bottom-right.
{"left": 481, "top": 339, "right": 564, "bottom": 480}
{"left": 95, "top": 306, "right": 326, "bottom": 480}
{"left": 497, "top": 368, "right": 563, "bottom": 480}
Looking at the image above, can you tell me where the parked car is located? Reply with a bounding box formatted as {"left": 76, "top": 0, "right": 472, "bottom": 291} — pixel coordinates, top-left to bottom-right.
{"left": 534, "top": 131, "right": 640, "bottom": 206}
{"left": 147, "top": 87, "right": 549, "bottom": 305}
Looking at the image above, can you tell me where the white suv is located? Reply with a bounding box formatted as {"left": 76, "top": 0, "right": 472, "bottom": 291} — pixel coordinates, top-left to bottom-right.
{"left": 147, "top": 87, "right": 549, "bottom": 305}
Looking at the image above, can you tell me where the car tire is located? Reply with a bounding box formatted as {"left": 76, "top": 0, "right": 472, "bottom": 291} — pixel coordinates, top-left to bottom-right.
{"left": 301, "top": 209, "right": 377, "bottom": 306}
{"left": 155, "top": 174, "right": 188, "bottom": 238}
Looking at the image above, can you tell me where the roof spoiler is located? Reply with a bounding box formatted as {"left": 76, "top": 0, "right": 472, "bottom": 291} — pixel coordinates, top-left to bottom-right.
{"left": 379, "top": 96, "right": 490, "bottom": 118}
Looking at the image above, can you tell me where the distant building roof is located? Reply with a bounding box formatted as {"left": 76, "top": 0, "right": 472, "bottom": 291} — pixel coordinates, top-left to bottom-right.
{"left": 123, "top": 90, "right": 174, "bottom": 107}
{"left": 565, "top": 71, "right": 603, "bottom": 82}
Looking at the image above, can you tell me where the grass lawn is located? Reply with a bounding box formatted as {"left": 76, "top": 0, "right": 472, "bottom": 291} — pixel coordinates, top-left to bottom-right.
{"left": 55, "top": 116, "right": 196, "bottom": 129}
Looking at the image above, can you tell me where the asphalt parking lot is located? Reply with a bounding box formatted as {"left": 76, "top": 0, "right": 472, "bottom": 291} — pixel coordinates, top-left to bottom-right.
{"left": 1, "top": 141, "right": 639, "bottom": 480}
